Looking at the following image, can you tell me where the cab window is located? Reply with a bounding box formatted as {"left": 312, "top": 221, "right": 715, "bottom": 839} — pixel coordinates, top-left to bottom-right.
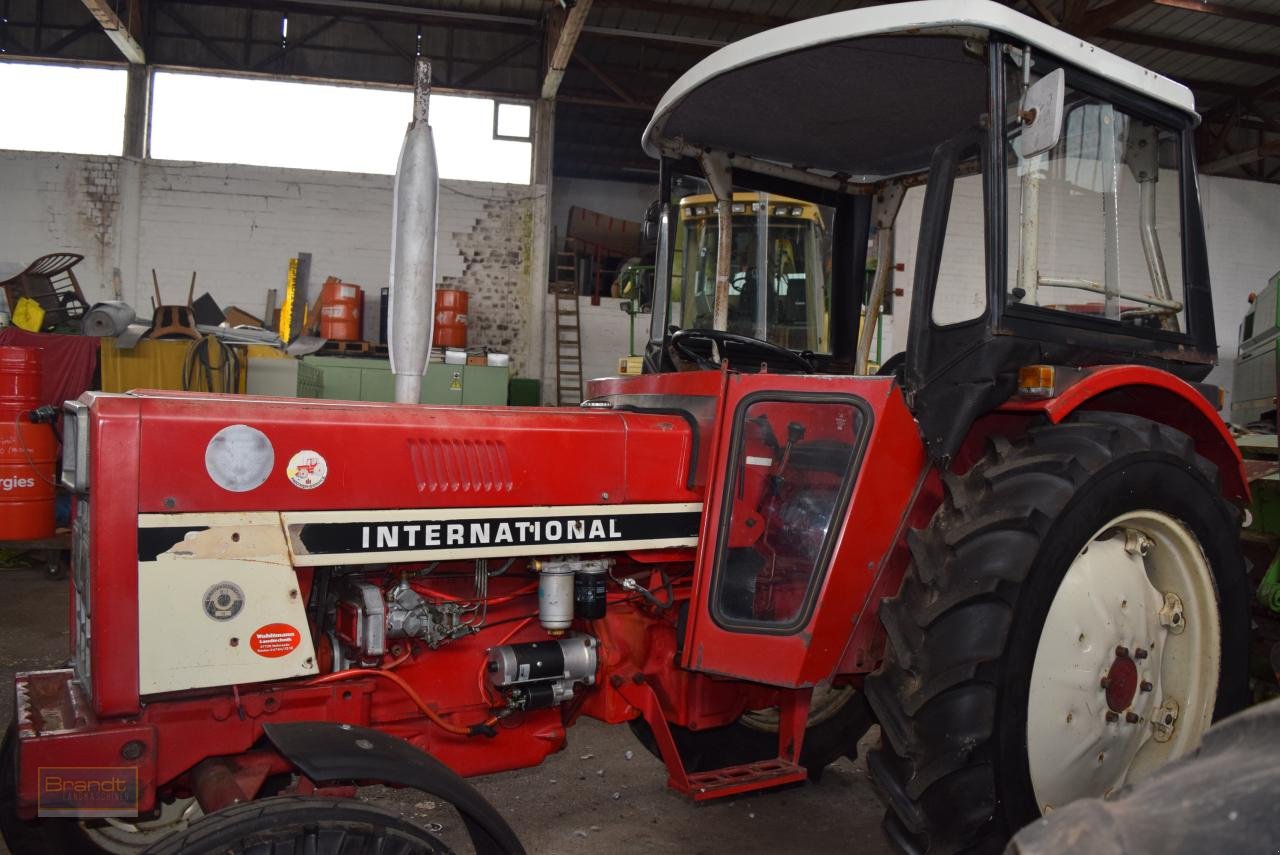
{"left": 670, "top": 191, "right": 835, "bottom": 353}
{"left": 1005, "top": 70, "right": 1185, "bottom": 333}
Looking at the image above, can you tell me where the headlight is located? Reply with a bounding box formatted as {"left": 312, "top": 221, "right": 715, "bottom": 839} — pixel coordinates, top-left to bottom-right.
{"left": 61, "top": 399, "right": 90, "bottom": 492}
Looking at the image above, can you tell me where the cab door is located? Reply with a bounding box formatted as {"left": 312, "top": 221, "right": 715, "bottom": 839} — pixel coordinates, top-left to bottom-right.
{"left": 679, "top": 370, "right": 928, "bottom": 687}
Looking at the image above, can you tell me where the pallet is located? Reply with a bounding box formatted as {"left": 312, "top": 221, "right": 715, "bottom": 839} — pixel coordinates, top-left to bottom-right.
{"left": 318, "top": 339, "right": 372, "bottom": 355}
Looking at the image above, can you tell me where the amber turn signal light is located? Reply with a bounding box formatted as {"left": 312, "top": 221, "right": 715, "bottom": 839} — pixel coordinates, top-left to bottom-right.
{"left": 1017, "top": 365, "right": 1056, "bottom": 398}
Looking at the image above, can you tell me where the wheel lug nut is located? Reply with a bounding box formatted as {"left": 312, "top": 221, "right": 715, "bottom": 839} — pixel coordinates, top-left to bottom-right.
{"left": 1125, "top": 712, "right": 1140, "bottom": 724}
{"left": 1134, "top": 648, "right": 1148, "bottom": 660}
{"left": 1140, "top": 680, "right": 1153, "bottom": 692}
{"left": 1105, "top": 711, "right": 1119, "bottom": 723}
{"left": 1115, "top": 645, "right": 1130, "bottom": 658}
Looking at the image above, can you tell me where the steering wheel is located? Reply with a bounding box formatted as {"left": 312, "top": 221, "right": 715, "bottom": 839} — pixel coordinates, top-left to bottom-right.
{"left": 669, "top": 328, "right": 815, "bottom": 374}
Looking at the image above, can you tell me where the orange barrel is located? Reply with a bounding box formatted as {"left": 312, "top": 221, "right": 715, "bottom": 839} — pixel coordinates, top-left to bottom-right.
{"left": 0, "top": 346, "right": 56, "bottom": 540}
{"left": 318, "top": 278, "right": 364, "bottom": 342}
{"left": 433, "top": 289, "right": 469, "bottom": 348}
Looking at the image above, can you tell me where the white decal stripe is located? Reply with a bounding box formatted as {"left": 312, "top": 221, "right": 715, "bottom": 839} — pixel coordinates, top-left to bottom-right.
{"left": 279, "top": 502, "right": 702, "bottom": 526}
{"left": 289, "top": 536, "right": 699, "bottom": 567}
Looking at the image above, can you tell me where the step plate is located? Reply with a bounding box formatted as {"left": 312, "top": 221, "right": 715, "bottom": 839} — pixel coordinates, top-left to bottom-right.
{"left": 682, "top": 759, "right": 808, "bottom": 801}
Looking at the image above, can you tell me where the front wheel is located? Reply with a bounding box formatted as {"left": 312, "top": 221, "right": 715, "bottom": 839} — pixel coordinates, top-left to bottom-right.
{"left": 865, "top": 412, "right": 1249, "bottom": 853}
{"left": 141, "top": 796, "right": 450, "bottom": 854}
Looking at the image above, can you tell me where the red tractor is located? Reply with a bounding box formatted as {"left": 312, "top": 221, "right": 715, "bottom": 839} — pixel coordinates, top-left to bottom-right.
{"left": 0, "top": 2, "right": 1251, "bottom": 853}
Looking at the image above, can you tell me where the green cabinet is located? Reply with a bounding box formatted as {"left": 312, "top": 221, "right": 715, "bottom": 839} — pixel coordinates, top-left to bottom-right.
{"left": 301, "top": 355, "right": 507, "bottom": 405}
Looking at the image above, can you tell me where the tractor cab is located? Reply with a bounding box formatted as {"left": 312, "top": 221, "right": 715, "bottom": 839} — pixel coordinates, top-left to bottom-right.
{"left": 637, "top": 0, "right": 1217, "bottom": 461}
{"left": 671, "top": 192, "right": 831, "bottom": 353}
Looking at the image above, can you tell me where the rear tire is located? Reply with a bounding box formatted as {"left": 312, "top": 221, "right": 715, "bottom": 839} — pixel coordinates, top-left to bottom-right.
{"left": 864, "top": 412, "right": 1249, "bottom": 853}
{"left": 141, "top": 796, "right": 450, "bottom": 854}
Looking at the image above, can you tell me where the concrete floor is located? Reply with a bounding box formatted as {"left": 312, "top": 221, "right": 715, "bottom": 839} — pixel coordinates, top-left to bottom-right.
{"left": 0, "top": 565, "right": 890, "bottom": 854}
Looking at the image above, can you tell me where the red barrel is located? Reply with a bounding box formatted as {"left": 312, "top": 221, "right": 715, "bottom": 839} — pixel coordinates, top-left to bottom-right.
{"left": 318, "top": 277, "right": 364, "bottom": 342}
{"left": 433, "top": 289, "right": 469, "bottom": 348}
{"left": 0, "top": 346, "right": 56, "bottom": 540}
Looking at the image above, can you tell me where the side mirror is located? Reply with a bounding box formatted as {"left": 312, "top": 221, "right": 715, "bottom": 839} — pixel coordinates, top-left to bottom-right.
{"left": 641, "top": 201, "right": 661, "bottom": 246}
{"left": 1019, "top": 68, "right": 1065, "bottom": 158}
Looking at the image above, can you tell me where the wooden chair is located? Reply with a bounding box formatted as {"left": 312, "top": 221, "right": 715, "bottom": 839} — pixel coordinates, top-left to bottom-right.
{"left": 0, "top": 253, "right": 89, "bottom": 331}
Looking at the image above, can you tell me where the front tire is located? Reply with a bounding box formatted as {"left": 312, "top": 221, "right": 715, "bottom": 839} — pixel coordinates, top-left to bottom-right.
{"left": 864, "top": 412, "right": 1249, "bottom": 853}
{"left": 141, "top": 796, "right": 450, "bottom": 854}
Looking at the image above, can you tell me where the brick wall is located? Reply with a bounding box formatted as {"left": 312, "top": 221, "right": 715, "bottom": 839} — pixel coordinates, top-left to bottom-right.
{"left": 3, "top": 149, "right": 1278, "bottom": 407}
{"left": 0, "top": 150, "right": 541, "bottom": 376}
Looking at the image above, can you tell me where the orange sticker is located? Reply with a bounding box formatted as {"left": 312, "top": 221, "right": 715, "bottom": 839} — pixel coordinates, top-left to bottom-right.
{"left": 250, "top": 623, "right": 301, "bottom": 658}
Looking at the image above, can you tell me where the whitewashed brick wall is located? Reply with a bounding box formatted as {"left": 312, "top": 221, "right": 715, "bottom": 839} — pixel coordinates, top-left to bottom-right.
{"left": 3, "top": 150, "right": 1278, "bottom": 408}
{"left": 541, "top": 296, "right": 651, "bottom": 396}
{"left": 0, "top": 150, "right": 541, "bottom": 376}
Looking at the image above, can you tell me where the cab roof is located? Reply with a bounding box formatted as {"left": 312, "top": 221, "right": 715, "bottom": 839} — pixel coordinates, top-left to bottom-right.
{"left": 642, "top": 0, "right": 1197, "bottom": 180}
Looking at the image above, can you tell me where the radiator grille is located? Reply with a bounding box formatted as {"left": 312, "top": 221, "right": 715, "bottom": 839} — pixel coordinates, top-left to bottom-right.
{"left": 71, "top": 497, "right": 91, "bottom": 695}
{"left": 408, "top": 438, "right": 513, "bottom": 493}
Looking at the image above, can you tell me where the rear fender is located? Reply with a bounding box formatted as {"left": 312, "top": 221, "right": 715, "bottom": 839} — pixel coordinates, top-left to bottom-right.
{"left": 262, "top": 722, "right": 524, "bottom": 855}
{"left": 998, "top": 365, "right": 1247, "bottom": 502}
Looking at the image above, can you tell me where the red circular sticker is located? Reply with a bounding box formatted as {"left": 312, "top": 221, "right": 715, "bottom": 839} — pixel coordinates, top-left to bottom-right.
{"left": 250, "top": 623, "right": 301, "bottom": 658}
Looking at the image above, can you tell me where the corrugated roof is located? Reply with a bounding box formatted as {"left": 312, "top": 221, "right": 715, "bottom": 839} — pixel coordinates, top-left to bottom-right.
{"left": 5, "top": 0, "right": 1279, "bottom": 182}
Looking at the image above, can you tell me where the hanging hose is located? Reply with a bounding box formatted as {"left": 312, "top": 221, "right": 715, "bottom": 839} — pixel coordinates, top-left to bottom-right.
{"left": 308, "top": 667, "right": 498, "bottom": 737}
{"left": 183, "top": 334, "right": 240, "bottom": 393}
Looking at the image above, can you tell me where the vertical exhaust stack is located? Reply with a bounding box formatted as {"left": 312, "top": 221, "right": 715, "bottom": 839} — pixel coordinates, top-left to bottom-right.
{"left": 388, "top": 58, "right": 440, "bottom": 404}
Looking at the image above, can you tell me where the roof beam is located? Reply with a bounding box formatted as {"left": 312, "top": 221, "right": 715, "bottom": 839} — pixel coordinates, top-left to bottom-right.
{"left": 1152, "top": 0, "right": 1280, "bottom": 28}
{"left": 455, "top": 37, "right": 537, "bottom": 88}
{"left": 1099, "top": 28, "right": 1280, "bottom": 69}
{"left": 542, "top": 0, "right": 594, "bottom": 100}
{"left": 593, "top": 0, "right": 787, "bottom": 28}
{"left": 41, "top": 21, "right": 101, "bottom": 54}
{"left": 1201, "top": 139, "right": 1280, "bottom": 174}
{"left": 168, "top": 0, "right": 538, "bottom": 35}
{"left": 80, "top": 0, "right": 145, "bottom": 63}
{"left": 572, "top": 52, "right": 636, "bottom": 106}
{"left": 558, "top": 93, "right": 652, "bottom": 112}
{"left": 1022, "top": 0, "right": 1061, "bottom": 27}
{"left": 582, "top": 24, "right": 725, "bottom": 48}
{"left": 1071, "top": 0, "right": 1152, "bottom": 37}
{"left": 157, "top": 4, "right": 237, "bottom": 67}
{"left": 252, "top": 15, "right": 339, "bottom": 70}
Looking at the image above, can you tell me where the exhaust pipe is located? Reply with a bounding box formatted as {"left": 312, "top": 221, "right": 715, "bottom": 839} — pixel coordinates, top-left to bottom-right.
{"left": 388, "top": 58, "right": 440, "bottom": 404}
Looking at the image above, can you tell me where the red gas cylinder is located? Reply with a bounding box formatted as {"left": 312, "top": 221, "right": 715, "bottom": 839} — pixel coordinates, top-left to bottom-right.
{"left": 0, "top": 346, "right": 56, "bottom": 540}
{"left": 318, "top": 277, "right": 364, "bottom": 342}
{"left": 433, "top": 289, "right": 469, "bottom": 348}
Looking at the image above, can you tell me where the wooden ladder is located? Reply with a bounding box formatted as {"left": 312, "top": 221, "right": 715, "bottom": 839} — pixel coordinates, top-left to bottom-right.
{"left": 553, "top": 251, "right": 583, "bottom": 406}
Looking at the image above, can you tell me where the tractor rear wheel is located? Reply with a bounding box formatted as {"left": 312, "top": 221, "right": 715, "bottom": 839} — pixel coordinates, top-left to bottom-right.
{"left": 864, "top": 412, "right": 1249, "bottom": 854}
{"left": 629, "top": 685, "right": 872, "bottom": 779}
{"left": 141, "top": 796, "right": 450, "bottom": 854}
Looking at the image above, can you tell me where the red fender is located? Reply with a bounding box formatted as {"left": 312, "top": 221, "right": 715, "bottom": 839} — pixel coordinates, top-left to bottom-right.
{"left": 998, "top": 365, "right": 1248, "bottom": 502}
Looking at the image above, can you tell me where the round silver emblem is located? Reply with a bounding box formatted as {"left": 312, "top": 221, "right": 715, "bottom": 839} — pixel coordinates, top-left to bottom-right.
{"left": 203, "top": 581, "right": 245, "bottom": 621}
{"left": 205, "top": 424, "right": 274, "bottom": 492}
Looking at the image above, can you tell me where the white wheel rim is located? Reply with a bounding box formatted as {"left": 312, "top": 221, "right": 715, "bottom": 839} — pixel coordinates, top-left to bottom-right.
{"left": 1026, "top": 510, "right": 1220, "bottom": 813}
{"left": 740, "top": 684, "right": 854, "bottom": 732}
{"left": 80, "top": 797, "right": 202, "bottom": 853}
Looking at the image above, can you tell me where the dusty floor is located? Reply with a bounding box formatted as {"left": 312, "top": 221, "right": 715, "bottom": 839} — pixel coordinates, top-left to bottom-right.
{"left": 0, "top": 566, "right": 890, "bottom": 854}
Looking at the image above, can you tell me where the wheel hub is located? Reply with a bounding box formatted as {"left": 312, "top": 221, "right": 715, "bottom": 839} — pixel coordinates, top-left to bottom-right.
{"left": 1026, "top": 511, "right": 1220, "bottom": 814}
{"left": 1103, "top": 649, "right": 1139, "bottom": 712}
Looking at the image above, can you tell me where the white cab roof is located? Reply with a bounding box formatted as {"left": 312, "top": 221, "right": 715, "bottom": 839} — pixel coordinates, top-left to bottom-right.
{"left": 642, "top": 0, "right": 1197, "bottom": 161}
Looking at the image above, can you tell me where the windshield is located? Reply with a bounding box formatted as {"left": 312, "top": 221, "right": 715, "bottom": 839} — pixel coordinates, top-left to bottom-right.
{"left": 670, "top": 192, "right": 833, "bottom": 353}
